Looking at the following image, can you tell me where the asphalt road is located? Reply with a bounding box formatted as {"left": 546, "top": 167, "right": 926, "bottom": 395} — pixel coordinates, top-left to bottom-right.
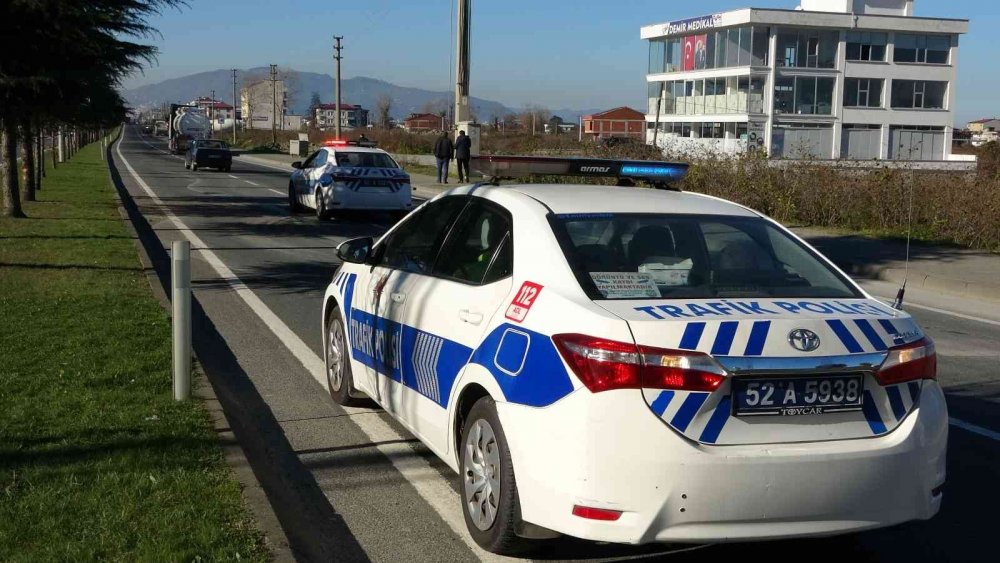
{"left": 114, "top": 125, "right": 999, "bottom": 562}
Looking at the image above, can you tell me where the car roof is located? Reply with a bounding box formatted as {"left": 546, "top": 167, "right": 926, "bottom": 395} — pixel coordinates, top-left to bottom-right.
{"left": 501, "top": 184, "right": 760, "bottom": 217}
{"left": 327, "top": 147, "right": 389, "bottom": 155}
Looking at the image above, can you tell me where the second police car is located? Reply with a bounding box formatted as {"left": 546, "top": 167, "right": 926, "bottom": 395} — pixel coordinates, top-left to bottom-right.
{"left": 289, "top": 139, "right": 414, "bottom": 220}
{"left": 322, "top": 156, "right": 946, "bottom": 555}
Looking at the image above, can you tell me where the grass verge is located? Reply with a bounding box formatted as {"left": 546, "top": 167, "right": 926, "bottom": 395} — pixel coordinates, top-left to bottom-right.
{"left": 0, "top": 134, "right": 267, "bottom": 561}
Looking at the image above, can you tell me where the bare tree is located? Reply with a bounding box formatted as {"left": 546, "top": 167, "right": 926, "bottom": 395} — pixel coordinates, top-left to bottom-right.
{"left": 376, "top": 95, "right": 393, "bottom": 128}
{"left": 519, "top": 104, "right": 551, "bottom": 136}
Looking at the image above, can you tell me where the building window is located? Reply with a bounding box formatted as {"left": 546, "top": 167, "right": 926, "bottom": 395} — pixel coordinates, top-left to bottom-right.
{"left": 776, "top": 30, "right": 838, "bottom": 68}
{"left": 844, "top": 78, "right": 884, "bottom": 108}
{"left": 894, "top": 34, "right": 951, "bottom": 64}
{"left": 774, "top": 76, "right": 835, "bottom": 115}
{"left": 846, "top": 32, "right": 888, "bottom": 62}
{"left": 649, "top": 39, "right": 666, "bottom": 73}
{"left": 752, "top": 26, "right": 770, "bottom": 66}
{"left": 891, "top": 80, "right": 947, "bottom": 109}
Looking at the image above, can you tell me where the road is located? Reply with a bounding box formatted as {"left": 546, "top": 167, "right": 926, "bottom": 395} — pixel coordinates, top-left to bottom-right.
{"left": 114, "top": 125, "right": 999, "bottom": 562}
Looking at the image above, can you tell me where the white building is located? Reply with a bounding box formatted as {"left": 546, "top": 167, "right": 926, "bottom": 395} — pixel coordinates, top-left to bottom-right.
{"left": 642, "top": 0, "right": 969, "bottom": 160}
{"left": 240, "top": 80, "right": 288, "bottom": 131}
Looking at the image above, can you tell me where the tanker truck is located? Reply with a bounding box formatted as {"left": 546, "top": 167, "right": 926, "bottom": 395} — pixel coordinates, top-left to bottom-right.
{"left": 168, "top": 104, "right": 211, "bottom": 154}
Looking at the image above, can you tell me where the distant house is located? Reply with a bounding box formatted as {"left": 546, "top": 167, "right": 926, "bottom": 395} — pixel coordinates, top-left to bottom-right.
{"left": 969, "top": 118, "right": 1000, "bottom": 147}
{"left": 544, "top": 115, "right": 578, "bottom": 135}
{"left": 314, "top": 103, "right": 369, "bottom": 130}
{"left": 404, "top": 113, "right": 449, "bottom": 133}
{"left": 190, "top": 97, "right": 235, "bottom": 124}
{"left": 582, "top": 107, "right": 645, "bottom": 140}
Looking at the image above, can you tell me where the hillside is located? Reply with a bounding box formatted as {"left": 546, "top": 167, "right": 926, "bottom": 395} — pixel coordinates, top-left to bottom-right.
{"left": 123, "top": 68, "right": 603, "bottom": 123}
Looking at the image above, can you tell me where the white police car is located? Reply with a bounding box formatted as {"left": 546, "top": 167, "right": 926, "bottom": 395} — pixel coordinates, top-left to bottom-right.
{"left": 289, "top": 140, "right": 414, "bottom": 220}
{"left": 322, "top": 156, "right": 946, "bottom": 554}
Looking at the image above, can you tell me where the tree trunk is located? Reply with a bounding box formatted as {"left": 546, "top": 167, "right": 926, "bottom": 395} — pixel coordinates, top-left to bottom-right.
{"left": 1, "top": 117, "right": 26, "bottom": 218}
{"left": 21, "top": 118, "right": 36, "bottom": 202}
{"left": 36, "top": 126, "right": 44, "bottom": 189}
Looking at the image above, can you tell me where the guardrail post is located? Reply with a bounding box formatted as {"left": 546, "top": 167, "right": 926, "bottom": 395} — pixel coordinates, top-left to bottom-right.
{"left": 172, "top": 240, "right": 191, "bottom": 401}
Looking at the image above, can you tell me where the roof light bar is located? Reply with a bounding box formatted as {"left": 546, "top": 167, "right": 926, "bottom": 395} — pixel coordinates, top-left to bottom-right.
{"left": 470, "top": 155, "right": 688, "bottom": 190}
{"left": 323, "top": 139, "right": 378, "bottom": 148}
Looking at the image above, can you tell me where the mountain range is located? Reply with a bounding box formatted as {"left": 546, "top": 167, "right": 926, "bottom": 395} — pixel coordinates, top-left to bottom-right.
{"left": 123, "top": 67, "right": 603, "bottom": 123}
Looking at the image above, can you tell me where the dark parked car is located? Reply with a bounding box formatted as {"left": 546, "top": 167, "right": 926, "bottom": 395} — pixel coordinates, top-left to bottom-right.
{"left": 185, "top": 139, "right": 232, "bottom": 172}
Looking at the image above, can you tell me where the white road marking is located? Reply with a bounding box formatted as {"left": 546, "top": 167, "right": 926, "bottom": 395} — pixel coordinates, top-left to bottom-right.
{"left": 949, "top": 418, "right": 1000, "bottom": 442}
{"left": 115, "top": 129, "right": 503, "bottom": 563}
{"left": 268, "top": 188, "right": 285, "bottom": 196}
{"left": 228, "top": 174, "right": 238, "bottom": 179}
{"left": 874, "top": 297, "right": 1000, "bottom": 328}
{"left": 238, "top": 157, "right": 294, "bottom": 172}
{"left": 244, "top": 180, "right": 261, "bottom": 187}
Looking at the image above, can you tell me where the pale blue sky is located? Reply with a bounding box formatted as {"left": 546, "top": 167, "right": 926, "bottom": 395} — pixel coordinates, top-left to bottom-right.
{"left": 125, "top": 0, "right": 996, "bottom": 122}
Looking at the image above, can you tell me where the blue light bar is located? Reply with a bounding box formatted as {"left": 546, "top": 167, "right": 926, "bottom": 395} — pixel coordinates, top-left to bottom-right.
{"left": 471, "top": 156, "right": 689, "bottom": 189}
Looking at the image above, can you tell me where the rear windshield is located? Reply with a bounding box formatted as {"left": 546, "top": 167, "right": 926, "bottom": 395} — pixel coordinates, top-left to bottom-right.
{"left": 335, "top": 151, "right": 399, "bottom": 169}
{"left": 199, "top": 140, "right": 228, "bottom": 149}
{"left": 551, "top": 213, "right": 861, "bottom": 300}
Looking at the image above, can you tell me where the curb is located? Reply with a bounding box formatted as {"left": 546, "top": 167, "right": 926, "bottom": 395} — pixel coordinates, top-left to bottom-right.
{"left": 873, "top": 267, "right": 1000, "bottom": 303}
{"left": 107, "top": 128, "right": 294, "bottom": 561}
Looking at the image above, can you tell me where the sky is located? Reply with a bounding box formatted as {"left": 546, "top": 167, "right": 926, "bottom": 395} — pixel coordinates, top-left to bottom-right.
{"left": 124, "top": 0, "right": 998, "bottom": 123}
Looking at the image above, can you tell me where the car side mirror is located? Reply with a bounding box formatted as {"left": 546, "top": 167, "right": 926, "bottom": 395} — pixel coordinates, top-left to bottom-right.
{"left": 291, "top": 161, "right": 303, "bottom": 169}
{"left": 336, "top": 237, "right": 374, "bottom": 264}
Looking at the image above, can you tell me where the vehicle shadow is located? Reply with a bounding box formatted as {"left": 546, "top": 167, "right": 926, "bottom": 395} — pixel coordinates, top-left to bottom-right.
{"left": 109, "top": 139, "right": 372, "bottom": 562}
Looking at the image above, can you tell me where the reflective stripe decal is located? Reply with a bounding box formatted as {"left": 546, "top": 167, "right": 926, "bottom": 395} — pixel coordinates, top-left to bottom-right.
{"left": 743, "top": 321, "right": 771, "bottom": 356}
{"left": 878, "top": 319, "right": 899, "bottom": 335}
{"left": 698, "top": 395, "right": 731, "bottom": 444}
{"left": 650, "top": 390, "right": 675, "bottom": 417}
{"left": 886, "top": 385, "right": 906, "bottom": 421}
{"left": 710, "top": 322, "right": 739, "bottom": 355}
{"left": 827, "top": 319, "right": 864, "bottom": 353}
{"left": 679, "top": 322, "right": 706, "bottom": 350}
{"left": 854, "top": 319, "right": 888, "bottom": 352}
{"left": 862, "top": 390, "right": 886, "bottom": 434}
{"left": 671, "top": 392, "right": 708, "bottom": 432}
{"left": 907, "top": 381, "right": 921, "bottom": 404}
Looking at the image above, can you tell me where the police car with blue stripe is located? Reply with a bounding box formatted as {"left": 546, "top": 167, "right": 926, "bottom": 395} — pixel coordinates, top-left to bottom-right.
{"left": 289, "top": 139, "right": 414, "bottom": 220}
{"left": 322, "top": 156, "right": 946, "bottom": 554}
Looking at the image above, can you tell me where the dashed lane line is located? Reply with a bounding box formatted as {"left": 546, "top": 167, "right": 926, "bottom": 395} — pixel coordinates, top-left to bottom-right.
{"left": 244, "top": 180, "right": 262, "bottom": 187}
{"left": 949, "top": 418, "right": 1000, "bottom": 443}
{"left": 115, "top": 129, "right": 504, "bottom": 563}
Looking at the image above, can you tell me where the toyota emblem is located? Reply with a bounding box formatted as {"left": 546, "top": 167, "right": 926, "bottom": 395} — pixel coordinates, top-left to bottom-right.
{"left": 788, "top": 329, "right": 821, "bottom": 352}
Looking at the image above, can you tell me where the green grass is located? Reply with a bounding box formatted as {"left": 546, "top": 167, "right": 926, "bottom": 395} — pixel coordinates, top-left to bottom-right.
{"left": 0, "top": 134, "right": 267, "bottom": 561}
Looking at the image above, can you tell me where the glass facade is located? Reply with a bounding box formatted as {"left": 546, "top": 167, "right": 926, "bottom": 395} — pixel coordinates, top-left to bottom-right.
{"left": 844, "top": 78, "right": 884, "bottom": 108}
{"left": 774, "top": 76, "right": 835, "bottom": 115}
{"left": 891, "top": 80, "right": 947, "bottom": 109}
{"left": 776, "top": 29, "right": 838, "bottom": 68}
{"left": 846, "top": 32, "right": 888, "bottom": 62}
{"left": 648, "top": 26, "right": 769, "bottom": 74}
{"left": 649, "top": 76, "right": 766, "bottom": 116}
{"left": 650, "top": 121, "right": 750, "bottom": 140}
{"left": 894, "top": 34, "right": 950, "bottom": 64}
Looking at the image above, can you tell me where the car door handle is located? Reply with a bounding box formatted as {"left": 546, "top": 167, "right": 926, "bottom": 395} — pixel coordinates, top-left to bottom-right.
{"left": 390, "top": 292, "right": 406, "bottom": 304}
{"left": 459, "top": 309, "right": 483, "bottom": 325}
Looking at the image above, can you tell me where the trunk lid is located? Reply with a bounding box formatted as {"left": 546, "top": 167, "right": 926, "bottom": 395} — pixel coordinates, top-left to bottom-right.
{"left": 598, "top": 297, "right": 926, "bottom": 445}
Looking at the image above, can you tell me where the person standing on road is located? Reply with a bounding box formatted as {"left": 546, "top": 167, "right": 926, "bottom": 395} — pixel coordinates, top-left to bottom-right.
{"left": 433, "top": 131, "right": 454, "bottom": 184}
{"left": 455, "top": 130, "right": 472, "bottom": 183}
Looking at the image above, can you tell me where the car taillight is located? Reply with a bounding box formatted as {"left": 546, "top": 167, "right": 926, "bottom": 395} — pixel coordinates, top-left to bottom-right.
{"left": 552, "top": 334, "right": 726, "bottom": 393}
{"left": 875, "top": 337, "right": 936, "bottom": 385}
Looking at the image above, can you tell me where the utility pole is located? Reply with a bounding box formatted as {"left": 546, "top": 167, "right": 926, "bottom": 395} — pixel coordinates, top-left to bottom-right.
{"left": 210, "top": 89, "right": 216, "bottom": 134}
{"left": 269, "top": 64, "right": 278, "bottom": 146}
{"left": 333, "top": 36, "right": 344, "bottom": 140}
{"left": 454, "top": 0, "right": 471, "bottom": 125}
{"left": 232, "top": 69, "right": 238, "bottom": 145}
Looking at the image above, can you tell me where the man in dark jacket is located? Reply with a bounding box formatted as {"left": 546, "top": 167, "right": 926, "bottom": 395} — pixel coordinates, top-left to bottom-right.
{"left": 433, "top": 131, "right": 454, "bottom": 184}
{"left": 455, "top": 130, "right": 472, "bottom": 183}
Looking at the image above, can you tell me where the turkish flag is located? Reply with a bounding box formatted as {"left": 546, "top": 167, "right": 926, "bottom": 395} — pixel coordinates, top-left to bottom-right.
{"left": 683, "top": 36, "right": 696, "bottom": 71}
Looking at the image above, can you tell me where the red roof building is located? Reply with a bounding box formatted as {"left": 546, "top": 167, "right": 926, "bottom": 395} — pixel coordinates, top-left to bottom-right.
{"left": 581, "top": 106, "right": 645, "bottom": 140}
{"left": 404, "top": 113, "right": 449, "bottom": 133}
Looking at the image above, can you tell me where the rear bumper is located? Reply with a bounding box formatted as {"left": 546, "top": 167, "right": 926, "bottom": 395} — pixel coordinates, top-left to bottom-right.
{"left": 498, "top": 382, "right": 947, "bottom": 545}
{"left": 327, "top": 184, "right": 413, "bottom": 211}
{"left": 195, "top": 157, "right": 231, "bottom": 168}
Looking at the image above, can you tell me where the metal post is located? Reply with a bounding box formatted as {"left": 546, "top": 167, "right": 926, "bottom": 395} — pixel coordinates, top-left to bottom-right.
{"left": 270, "top": 64, "right": 278, "bottom": 146}
{"left": 334, "top": 36, "right": 344, "bottom": 140}
{"left": 172, "top": 240, "right": 191, "bottom": 401}
{"left": 232, "top": 69, "right": 238, "bottom": 145}
{"left": 454, "top": 0, "right": 472, "bottom": 125}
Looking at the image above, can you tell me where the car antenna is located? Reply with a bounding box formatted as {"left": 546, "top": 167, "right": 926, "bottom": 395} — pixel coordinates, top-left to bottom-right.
{"left": 892, "top": 176, "right": 915, "bottom": 311}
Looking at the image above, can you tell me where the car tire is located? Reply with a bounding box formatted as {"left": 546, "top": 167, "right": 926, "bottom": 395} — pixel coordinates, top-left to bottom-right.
{"left": 325, "top": 307, "right": 365, "bottom": 407}
{"left": 460, "top": 396, "right": 531, "bottom": 555}
{"left": 288, "top": 183, "right": 303, "bottom": 213}
{"left": 191, "top": 163, "right": 198, "bottom": 172}
{"left": 316, "top": 191, "right": 331, "bottom": 221}
{"left": 184, "top": 161, "right": 190, "bottom": 170}
{"left": 224, "top": 166, "right": 232, "bottom": 173}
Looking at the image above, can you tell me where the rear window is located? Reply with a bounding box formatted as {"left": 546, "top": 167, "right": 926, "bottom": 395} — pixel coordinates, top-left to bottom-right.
{"left": 335, "top": 151, "right": 399, "bottom": 169}
{"left": 199, "top": 140, "right": 228, "bottom": 149}
{"left": 551, "top": 213, "right": 861, "bottom": 300}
